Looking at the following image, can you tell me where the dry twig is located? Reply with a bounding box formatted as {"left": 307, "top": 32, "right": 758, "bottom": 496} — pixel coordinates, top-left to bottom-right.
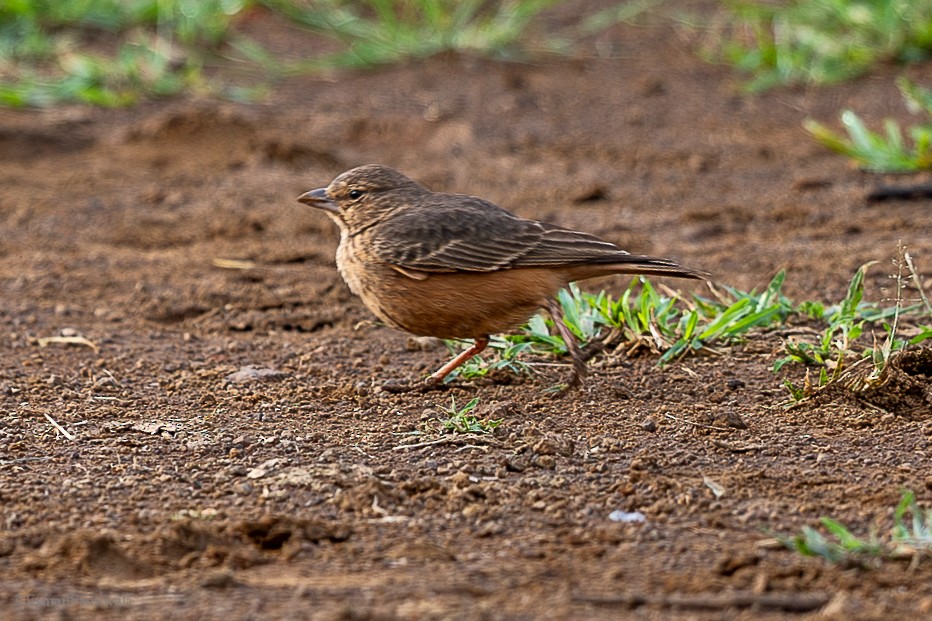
{"left": 44, "top": 412, "right": 75, "bottom": 441}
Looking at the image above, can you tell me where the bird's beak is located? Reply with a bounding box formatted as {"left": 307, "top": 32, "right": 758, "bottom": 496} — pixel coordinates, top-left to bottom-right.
{"left": 297, "top": 188, "right": 337, "bottom": 213}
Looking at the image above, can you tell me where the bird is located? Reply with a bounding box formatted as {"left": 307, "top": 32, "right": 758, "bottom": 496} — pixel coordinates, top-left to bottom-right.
{"left": 298, "top": 164, "right": 705, "bottom": 390}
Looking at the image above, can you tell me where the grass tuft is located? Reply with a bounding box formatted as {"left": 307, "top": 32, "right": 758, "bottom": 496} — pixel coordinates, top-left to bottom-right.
{"left": 263, "top": 0, "right": 562, "bottom": 71}
{"left": 805, "top": 78, "right": 932, "bottom": 172}
{"left": 435, "top": 397, "right": 502, "bottom": 434}
{"left": 779, "top": 247, "right": 932, "bottom": 405}
{"left": 782, "top": 491, "right": 932, "bottom": 565}
{"left": 710, "top": 0, "right": 932, "bottom": 91}
{"left": 0, "top": 0, "right": 252, "bottom": 106}
{"left": 785, "top": 518, "right": 884, "bottom": 564}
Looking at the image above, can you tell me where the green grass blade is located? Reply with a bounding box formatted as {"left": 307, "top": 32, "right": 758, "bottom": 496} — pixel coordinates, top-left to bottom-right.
{"left": 697, "top": 298, "right": 751, "bottom": 340}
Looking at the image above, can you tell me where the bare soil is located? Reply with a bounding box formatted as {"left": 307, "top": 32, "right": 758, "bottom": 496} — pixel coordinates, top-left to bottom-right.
{"left": 2, "top": 4, "right": 932, "bottom": 619}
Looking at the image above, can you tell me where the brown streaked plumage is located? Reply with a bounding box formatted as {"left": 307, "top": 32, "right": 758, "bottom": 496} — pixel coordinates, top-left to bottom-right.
{"left": 298, "top": 164, "right": 706, "bottom": 389}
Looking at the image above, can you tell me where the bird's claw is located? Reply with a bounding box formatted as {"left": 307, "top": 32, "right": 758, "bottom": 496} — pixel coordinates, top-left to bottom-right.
{"left": 380, "top": 377, "right": 450, "bottom": 394}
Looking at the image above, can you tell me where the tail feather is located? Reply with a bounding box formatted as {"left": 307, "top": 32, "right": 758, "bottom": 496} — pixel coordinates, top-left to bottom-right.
{"left": 562, "top": 255, "right": 708, "bottom": 282}
{"left": 608, "top": 258, "right": 708, "bottom": 280}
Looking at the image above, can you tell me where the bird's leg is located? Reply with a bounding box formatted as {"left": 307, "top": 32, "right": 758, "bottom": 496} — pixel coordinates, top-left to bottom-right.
{"left": 381, "top": 338, "right": 489, "bottom": 394}
{"left": 427, "top": 336, "right": 490, "bottom": 385}
{"left": 546, "top": 297, "right": 587, "bottom": 388}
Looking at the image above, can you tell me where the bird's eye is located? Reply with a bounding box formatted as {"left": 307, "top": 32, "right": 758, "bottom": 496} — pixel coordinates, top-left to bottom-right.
{"left": 348, "top": 189, "right": 364, "bottom": 200}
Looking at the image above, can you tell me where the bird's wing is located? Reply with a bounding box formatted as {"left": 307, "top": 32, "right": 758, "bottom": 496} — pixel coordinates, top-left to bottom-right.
{"left": 369, "top": 195, "right": 539, "bottom": 272}
{"left": 369, "top": 193, "right": 667, "bottom": 273}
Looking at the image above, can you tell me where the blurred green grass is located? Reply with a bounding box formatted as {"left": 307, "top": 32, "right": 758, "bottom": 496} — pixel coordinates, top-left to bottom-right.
{"left": 710, "top": 0, "right": 932, "bottom": 91}
{"left": 0, "top": 0, "right": 253, "bottom": 105}
{"left": 2, "top": 1, "right": 931, "bottom": 108}
{"left": 805, "top": 78, "right": 932, "bottom": 172}
{"left": 0, "top": 0, "right": 615, "bottom": 107}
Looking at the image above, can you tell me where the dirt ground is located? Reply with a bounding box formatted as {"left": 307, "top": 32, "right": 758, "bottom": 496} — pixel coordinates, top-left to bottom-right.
{"left": 2, "top": 3, "right": 932, "bottom": 619}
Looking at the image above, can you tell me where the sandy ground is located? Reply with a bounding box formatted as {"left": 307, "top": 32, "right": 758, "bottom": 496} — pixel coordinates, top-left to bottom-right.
{"left": 1, "top": 3, "right": 931, "bottom": 619}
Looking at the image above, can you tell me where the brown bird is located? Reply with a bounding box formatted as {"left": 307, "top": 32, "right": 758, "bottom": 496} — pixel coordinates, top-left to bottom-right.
{"left": 298, "top": 164, "right": 704, "bottom": 389}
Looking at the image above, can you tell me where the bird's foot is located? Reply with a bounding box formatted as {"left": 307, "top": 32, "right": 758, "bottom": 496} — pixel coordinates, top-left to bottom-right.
{"left": 544, "top": 378, "right": 582, "bottom": 398}
{"left": 541, "top": 364, "right": 586, "bottom": 398}
{"left": 380, "top": 377, "right": 451, "bottom": 394}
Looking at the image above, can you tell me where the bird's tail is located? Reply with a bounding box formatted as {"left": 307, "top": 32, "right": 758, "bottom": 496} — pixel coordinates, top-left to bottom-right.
{"left": 571, "top": 254, "right": 708, "bottom": 281}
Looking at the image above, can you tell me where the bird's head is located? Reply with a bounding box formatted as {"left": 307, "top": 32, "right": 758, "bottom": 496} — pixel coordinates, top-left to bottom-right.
{"left": 298, "top": 164, "right": 424, "bottom": 235}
